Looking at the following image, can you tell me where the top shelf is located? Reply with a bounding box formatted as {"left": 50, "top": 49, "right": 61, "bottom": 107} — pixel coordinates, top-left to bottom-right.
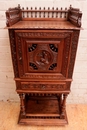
{"left": 5, "top": 4, "right": 82, "bottom": 28}
{"left": 6, "top": 20, "right": 82, "bottom": 30}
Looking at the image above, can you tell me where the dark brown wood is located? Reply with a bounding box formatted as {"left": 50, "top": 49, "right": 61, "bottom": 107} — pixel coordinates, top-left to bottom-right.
{"left": 68, "top": 5, "right": 82, "bottom": 27}
{"left": 5, "top": 4, "right": 22, "bottom": 27}
{"left": 5, "top": 4, "right": 82, "bottom": 126}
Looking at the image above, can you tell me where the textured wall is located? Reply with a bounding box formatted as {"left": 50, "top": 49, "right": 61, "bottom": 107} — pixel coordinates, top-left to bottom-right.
{"left": 0, "top": 0, "right": 87, "bottom": 103}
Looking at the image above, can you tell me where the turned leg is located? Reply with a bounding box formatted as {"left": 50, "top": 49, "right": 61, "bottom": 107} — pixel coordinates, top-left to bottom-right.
{"left": 59, "top": 94, "right": 62, "bottom": 108}
{"left": 60, "top": 94, "right": 68, "bottom": 119}
{"left": 19, "top": 93, "right": 26, "bottom": 117}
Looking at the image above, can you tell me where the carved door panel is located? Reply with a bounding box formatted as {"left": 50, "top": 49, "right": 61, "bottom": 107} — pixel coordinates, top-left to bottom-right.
{"left": 15, "top": 30, "right": 73, "bottom": 80}
{"left": 25, "top": 40, "right": 63, "bottom": 73}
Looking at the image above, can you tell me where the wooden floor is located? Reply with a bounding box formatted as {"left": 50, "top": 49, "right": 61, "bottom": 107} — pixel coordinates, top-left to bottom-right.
{"left": 0, "top": 101, "right": 87, "bottom": 130}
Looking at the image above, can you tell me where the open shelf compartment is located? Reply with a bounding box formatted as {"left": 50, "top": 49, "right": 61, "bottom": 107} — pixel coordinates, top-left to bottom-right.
{"left": 18, "top": 95, "right": 68, "bottom": 125}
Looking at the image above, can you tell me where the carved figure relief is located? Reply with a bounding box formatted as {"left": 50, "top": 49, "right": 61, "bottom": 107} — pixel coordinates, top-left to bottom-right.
{"left": 36, "top": 50, "right": 51, "bottom": 65}
{"left": 28, "top": 42, "right": 58, "bottom": 72}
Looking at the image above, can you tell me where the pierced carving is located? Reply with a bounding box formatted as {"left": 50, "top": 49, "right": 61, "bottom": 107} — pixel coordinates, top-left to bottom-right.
{"left": 9, "top": 30, "right": 19, "bottom": 77}
{"left": 28, "top": 43, "right": 58, "bottom": 72}
{"left": 49, "top": 63, "right": 57, "bottom": 70}
{"left": 29, "top": 62, "right": 38, "bottom": 70}
{"left": 28, "top": 44, "right": 37, "bottom": 52}
{"left": 68, "top": 5, "right": 82, "bottom": 27}
{"left": 49, "top": 44, "right": 58, "bottom": 52}
{"left": 5, "top": 5, "right": 21, "bottom": 27}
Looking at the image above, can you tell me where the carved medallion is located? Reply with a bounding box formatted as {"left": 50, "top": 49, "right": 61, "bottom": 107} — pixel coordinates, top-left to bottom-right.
{"left": 28, "top": 42, "right": 58, "bottom": 72}
{"left": 35, "top": 50, "right": 52, "bottom": 66}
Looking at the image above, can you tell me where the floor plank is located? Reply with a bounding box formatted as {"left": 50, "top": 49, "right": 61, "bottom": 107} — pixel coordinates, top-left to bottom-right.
{"left": 0, "top": 101, "right": 87, "bottom": 130}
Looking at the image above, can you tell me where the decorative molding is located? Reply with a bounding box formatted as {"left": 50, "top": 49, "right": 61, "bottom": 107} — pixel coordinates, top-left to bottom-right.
{"left": 21, "top": 83, "right": 67, "bottom": 91}
{"left": 68, "top": 30, "right": 80, "bottom": 78}
{"left": 23, "top": 74, "right": 66, "bottom": 80}
{"left": 9, "top": 30, "right": 19, "bottom": 77}
{"left": 61, "top": 33, "right": 72, "bottom": 77}
{"left": 16, "top": 32, "right": 72, "bottom": 38}
{"left": 16, "top": 35, "right": 24, "bottom": 76}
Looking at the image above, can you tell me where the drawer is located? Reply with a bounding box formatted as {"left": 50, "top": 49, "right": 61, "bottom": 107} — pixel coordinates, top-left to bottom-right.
{"left": 20, "top": 82, "right": 68, "bottom": 91}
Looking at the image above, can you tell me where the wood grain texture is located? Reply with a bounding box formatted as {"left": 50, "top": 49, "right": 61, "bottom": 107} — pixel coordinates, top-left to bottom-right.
{"left": 6, "top": 5, "right": 82, "bottom": 125}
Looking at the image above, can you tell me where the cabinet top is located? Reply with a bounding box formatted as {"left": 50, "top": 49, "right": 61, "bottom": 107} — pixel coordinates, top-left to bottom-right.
{"left": 6, "top": 20, "right": 81, "bottom": 30}
{"left": 5, "top": 4, "right": 82, "bottom": 29}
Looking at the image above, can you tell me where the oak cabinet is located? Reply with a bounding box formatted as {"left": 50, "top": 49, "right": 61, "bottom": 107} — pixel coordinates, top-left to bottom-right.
{"left": 5, "top": 5, "right": 82, "bottom": 125}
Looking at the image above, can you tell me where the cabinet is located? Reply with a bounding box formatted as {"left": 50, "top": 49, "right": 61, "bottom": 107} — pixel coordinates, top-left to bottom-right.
{"left": 5, "top": 5, "right": 82, "bottom": 125}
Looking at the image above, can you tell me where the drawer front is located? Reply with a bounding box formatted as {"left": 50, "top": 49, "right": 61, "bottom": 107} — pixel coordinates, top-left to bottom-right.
{"left": 20, "top": 82, "right": 67, "bottom": 91}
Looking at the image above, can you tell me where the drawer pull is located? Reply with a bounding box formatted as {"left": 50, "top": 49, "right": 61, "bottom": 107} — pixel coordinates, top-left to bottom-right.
{"left": 41, "top": 85, "right": 46, "bottom": 90}
{"left": 19, "top": 57, "right": 22, "bottom": 60}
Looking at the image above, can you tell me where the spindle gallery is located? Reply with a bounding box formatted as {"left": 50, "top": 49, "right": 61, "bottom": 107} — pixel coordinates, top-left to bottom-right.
{"left": 5, "top": 4, "right": 82, "bottom": 125}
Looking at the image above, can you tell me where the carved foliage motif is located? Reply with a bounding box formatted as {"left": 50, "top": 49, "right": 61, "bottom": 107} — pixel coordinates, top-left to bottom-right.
{"left": 16, "top": 35, "right": 24, "bottom": 76}
{"left": 9, "top": 30, "right": 19, "bottom": 77}
{"left": 17, "top": 32, "right": 72, "bottom": 38}
{"left": 23, "top": 74, "right": 66, "bottom": 80}
{"left": 61, "top": 34, "right": 71, "bottom": 77}
{"left": 21, "top": 83, "right": 66, "bottom": 91}
{"left": 68, "top": 30, "right": 80, "bottom": 78}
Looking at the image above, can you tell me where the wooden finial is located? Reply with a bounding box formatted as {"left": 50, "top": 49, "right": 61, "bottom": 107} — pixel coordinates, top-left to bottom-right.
{"left": 70, "top": 5, "right": 72, "bottom": 9}
{"left": 18, "top": 4, "right": 20, "bottom": 9}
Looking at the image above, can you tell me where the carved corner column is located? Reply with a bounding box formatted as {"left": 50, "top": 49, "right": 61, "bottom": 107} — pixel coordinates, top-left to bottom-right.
{"left": 60, "top": 94, "right": 68, "bottom": 119}
{"left": 19, "top": 93, "right": 26, "bottom": 117}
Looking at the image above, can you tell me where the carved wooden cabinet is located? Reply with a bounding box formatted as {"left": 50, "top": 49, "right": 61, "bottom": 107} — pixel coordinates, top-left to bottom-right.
{"left": 5, "top": 5, "right": 82, "bottom": 125}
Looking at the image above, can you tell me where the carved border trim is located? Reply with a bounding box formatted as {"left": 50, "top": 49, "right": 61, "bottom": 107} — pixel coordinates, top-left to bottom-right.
{"left": 16, "top": 35, "right": 24, "bottom": 76}
{"left": 23, "top": 74, "right": 66, "bottom": 79}
{"left": 15, "top": 31, "right": 73, "bottom": 79}
{"left": 61, "top": 33, "right": 72, "bottom": 77}
{"left": 68, "top": 30, "right": 80, "bottom": 78}
{"left": 9, "top": 30, "right": 19, "bottom": 77}
{"left": 16, "top": 31, "right": 73, "bottom": 38}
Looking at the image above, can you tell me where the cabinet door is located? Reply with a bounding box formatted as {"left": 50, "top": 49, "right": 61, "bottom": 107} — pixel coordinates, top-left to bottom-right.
{"left": 15, "top": 30, "right": 73, "bottom": 80}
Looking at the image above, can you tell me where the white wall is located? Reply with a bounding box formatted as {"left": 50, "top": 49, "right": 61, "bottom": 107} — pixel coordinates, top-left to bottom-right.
{"left": 0, "top": 0, "right": 87, "bottom": 103}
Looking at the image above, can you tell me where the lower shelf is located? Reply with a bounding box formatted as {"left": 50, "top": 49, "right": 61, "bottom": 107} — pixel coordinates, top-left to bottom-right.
{"left": 18, "top": 96, "right": 68, "bottom": 125}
